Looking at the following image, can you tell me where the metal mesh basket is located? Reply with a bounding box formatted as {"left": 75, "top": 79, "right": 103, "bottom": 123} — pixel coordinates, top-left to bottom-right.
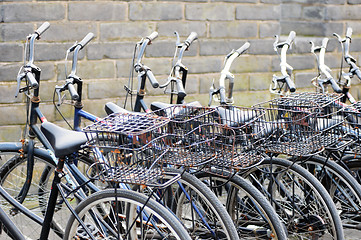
{"left": 83, "top": 112, "right": 175, "bottom": 187}
{"left": 341, "top": 101, "right": 361, "bottom": 152}
{"left": 152, "top": 105, "right": 222, "bottom": 167}
{"left": 205, "top": 106, "right": 267, "bottom": 175}
{"left": 253, "top": 96, "right": 345, "bottom": 157}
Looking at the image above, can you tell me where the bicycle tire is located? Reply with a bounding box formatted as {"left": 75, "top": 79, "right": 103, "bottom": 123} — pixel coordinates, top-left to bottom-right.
{"left": 195, "top": 169, "right": 288, "bottom": 240}
{"left": 295, "top": 154, "right": 361, "bottom": 231}
{"left": 0, "top": 147, "right": 64, "bottom": 240}
{"left": 64, "top": 189, "right": 192, "bottom": 240}
{"left": 0, "top": 146, "right": 94, "bottom": 240}
{"left": 151, "top": 168, "right": 240, "bottom": 240}
{"left": 240, "top": 157, "right": 344, "bottom": 239}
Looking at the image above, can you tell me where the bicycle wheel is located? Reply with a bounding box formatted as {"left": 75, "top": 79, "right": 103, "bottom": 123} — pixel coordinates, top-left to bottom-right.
{"left": 341, "top": 154, "right": 361, "bottom": 184}
{"left": 196, "top": 169, "right": 288, "bottom": 240}
{"left": 294, "top": 155, "right": 361, "bottom": 231}
{"left": 240, "top": 157, "right": 344, "bottom": 239}
{"left": 0, "top": 146, "right": 93, "bottom": 240}
{"left": 147, "top": 168, "right": 240, "bottom": 240}
{"left": 64, "top": 189, "right": 191, "bottom": 240}
{"left": 0, "top": 147, "right": 63, "bottom": 239}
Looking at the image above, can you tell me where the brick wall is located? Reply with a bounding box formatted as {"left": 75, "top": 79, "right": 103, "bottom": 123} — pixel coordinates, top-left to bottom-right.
{"left": 1, "top": 0, "right": 361, "bottom": 141}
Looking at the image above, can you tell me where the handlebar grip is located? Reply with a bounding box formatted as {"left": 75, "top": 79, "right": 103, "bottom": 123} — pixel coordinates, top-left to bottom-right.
{"left": 329, "top": 78, "right": 342, "bottom": 93}
{"left": 284, "top": 76, "right": 296, "bottom": 92}
{"left": 35, "top": 22, "right": 50, "bottom": 37}
{"left": 185, "top": 32, "right": 198, "bottom": 46}
{"left": 346, "top": 27, "right": 353, "bottom": 39}
{"left": 176, "top": 79, "right": 186, "bottom": 99}
{"left": 146, "top": 70, "right": 159, "bottom": 88}
{"left": 78, "top": 32, "right": 94, "bottom": 49}
{"left": 321, "top": 38, "right": 329, "bottom": 49}
{"left": 286, "top": 31, "right": 296, "bottom": 46}
{"left": 26, "top": 72, "right": 39, "bottom": 89}
{"left": 147, "top": 32, "right": 158, "bottom": 42}
{"left": 235, "top": 42, "right": 250, "bottom": 55}
{"left": 68, "top": 83, "right": 79, "bottom": 100}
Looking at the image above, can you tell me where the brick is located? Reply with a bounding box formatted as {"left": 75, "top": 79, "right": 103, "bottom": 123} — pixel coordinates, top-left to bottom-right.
{"left": 248, "top": 39, "right": 276, "bottom": 55}
{"left": 199, "top": 40, "right": 248, "bottom": 56}
{"left": 87, "top": 42, "right": 135, "bottom": 60}
{"left": 281, "top": 4, "right": 303, "bottom": 20}
{"left": 157, "top": 21, "right": 207, "bottom": 38}
{"left": 210, "top": 22, "right": 257, "bottom": 38}
{"left": 271, "top": 55, "right": 316, "bottom": 72}
{"left": 57, "top": 61, "right": 115, "bottom": 80}
{"left": 100, "top": 22, "right": 154, "bottom": 41}
{"left": 198, "top": 74, "right": 216, "bottom": 94}
{"left": 39, "top": 81, "right": 58, "bottom": 102}
{"left": 260, "top": 22, "right": 281, "bottom": 38}
{"left": 129, "top": 3, "right": 183, "bottom": 21}
{"left": 212, "top": 0, "right": 256, "bottom": 2}
{"left": 236, "top": 5, "right": 280, "bottom": 20}
{"left": 143, "top": 58, "right": 173, "bottom": 76}
{"left": 116, "top": 59, "right": 134, "bottom": 78}
{"left": 88, "top": 79, "right": 124, "bottom": 99}
{"left": 0, "top": 105, "right": 27, "bottom": 125}
{"left": 348, "top": 0, "right": 361, "bottom": 3}
{"left": 231, "top": 56, "right": 272, "bottom": 73}
{"left": 40, "top": 23, "right": 97, "bottom": 42}
{"left": 68, "top": 2, "right": 126, "bottom": 21}
{"left": 146, "top": 40, "right": 198, "bottom": 58}
{"left": 261, "top": 0, "right": 281, "bottom": 3}
{"left": 303, "top": 6, "right": 325, "bottom": 20}
{"left": 0, "top": 84, "right": 23, "bottom": 103}
{"left": 34, "top": 43, "right": 85, "bottom": 61}
{"left": 0, "top": 43, "right": 23, "bottom": 62}
{"left": 294, "top": 72, "right": 316, "bottom": 88}
{"left": 1, "top": 3, "right": 65, "bottom": 22}
{"left": 0, "top": 125, "right": 23, "bottom": 142}
{"left": 0, "top": 23, "right": 33, "bottom": 42}
{"left": 0, "top": 63, "right": 22, "bottom": 82}
{"left": 182, "top": 56, "right": 223, "bottom": 73}
{"left": 186, "top": 4, "right": 234, "bottom": 21}
{"left": 37, "top": 63, "right": 56, "bottom": 81}
{"left": 249, "top": 73, "right": 274, "bottom": 91}
{"left": 145, "top": 41, "right": 180, "bottom": 58}
{"left": 280, "top": 21, "right": 327, "bottom": 37}
{"left": 326, "top": 5, "right": 361, "bottom": 20}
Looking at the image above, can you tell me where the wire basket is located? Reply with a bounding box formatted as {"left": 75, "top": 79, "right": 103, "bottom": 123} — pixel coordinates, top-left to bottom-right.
{"left": 203, "top": 106, "right": 267, "bottom": 175}
{"left": 83, "top": 112, "right": 177, "bottom": 187}
{"left": 253, "top": 96, "right": 345, "bottom": 157}
{"left": 152, "top": 105, "right": 222, "bottom": 167}
{"left": 341, "top": 101, "right": 361, "bottom": 153}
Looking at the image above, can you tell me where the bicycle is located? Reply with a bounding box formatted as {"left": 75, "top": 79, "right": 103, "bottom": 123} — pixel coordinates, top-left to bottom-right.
{"left": 0, "top": 22, "right": 192, "bottom": 240}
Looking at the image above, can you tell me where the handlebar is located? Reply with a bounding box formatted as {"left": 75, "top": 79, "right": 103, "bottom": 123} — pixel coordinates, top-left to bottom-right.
{"left": 15, "top": 22, "right": 51, "bottom": 97}
{"left": 147, "top": 31, "right": 159, "bottom": 42}
{"left": 78, "top": 32, "right": 94, "bottom": 50}
{"left": 146, "top": 70, "right": 159, "bottom": 88}
{"left": 329, "top": 78, "right": 342, "bottom": 93}
{"left": 35, "top": 22, "right": 50, "bottom": 38}
{"left": 285, "top": 31, "right": 296, "bottom": 46}
{"left": 67, "top": 82, "right": 79, "bottom": 100}
{"left": 185, "top": 32, "right": 198, "bottom": 48}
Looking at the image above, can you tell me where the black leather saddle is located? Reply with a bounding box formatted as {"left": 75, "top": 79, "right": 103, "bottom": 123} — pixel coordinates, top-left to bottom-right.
{"left": 41, "top": 121, "right": 88, "bottom": 158}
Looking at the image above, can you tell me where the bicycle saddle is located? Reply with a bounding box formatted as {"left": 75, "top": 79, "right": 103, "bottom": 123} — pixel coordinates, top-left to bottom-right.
{"left": 150, "top": 101, "right": 202, "bottom": 112}
{"left": 216, "top": 107, "right": 259, "bottom": 127}
{"left": 41, "top": 121, "right": 88, "bottom": 158}
{"left": 104, "top": 102, "right": 131, "bottom": 115}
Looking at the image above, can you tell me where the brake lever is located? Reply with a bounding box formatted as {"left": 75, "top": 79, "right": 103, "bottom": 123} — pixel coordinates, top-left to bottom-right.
{"left": 15, "top": 72, "right": 26, "bottom": 98}
{"left": 208, "top": 80, "right": 219, "bottom": 106}
{"left": 54, "top": 85, "right": 66, "bottom": 106}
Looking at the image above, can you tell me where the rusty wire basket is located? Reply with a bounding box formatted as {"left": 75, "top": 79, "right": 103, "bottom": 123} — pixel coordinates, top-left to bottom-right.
{"left": 253, "top": 94, "right": 346, "bottom": 157}
{"left": 340, "top": 101, "right": 361, "bottom": 153}
{"left": 152, "top": 105, "right": 222, "bottom": 167}
{"left": 83, "top": 112, "right": 180, "bottom": 187}
{"left": 203, "top": 106, "right": 267, "bottom": 175}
